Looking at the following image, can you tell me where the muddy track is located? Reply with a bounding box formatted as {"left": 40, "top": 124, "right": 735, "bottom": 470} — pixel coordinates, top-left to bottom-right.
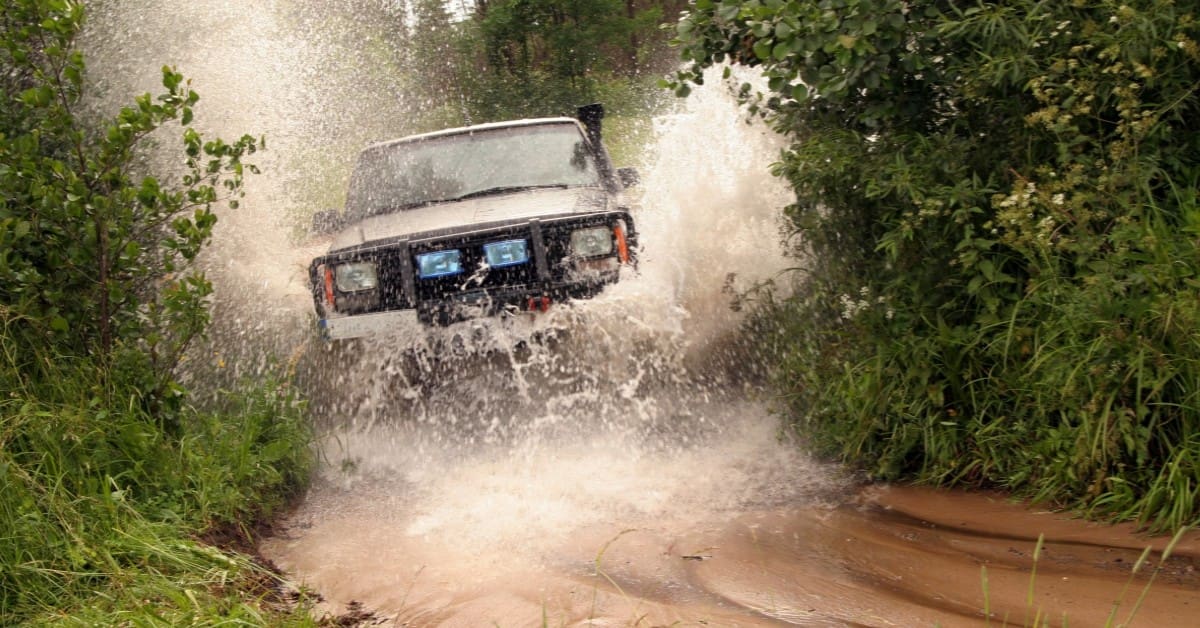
{"left": 263, "top": 477, "right": 1200, "bottom": 627}
{"left": 262, "top": 352, "right": 1200, "bottom": 627}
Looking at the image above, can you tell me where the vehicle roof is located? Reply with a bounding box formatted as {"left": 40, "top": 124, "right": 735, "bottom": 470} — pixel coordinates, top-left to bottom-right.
{"left": 361, "top": 117, "right": 584, "bottom": 154}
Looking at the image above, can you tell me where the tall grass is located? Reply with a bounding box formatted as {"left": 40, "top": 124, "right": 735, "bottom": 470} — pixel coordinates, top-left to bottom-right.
{"left": 0, "top": 319, "right": 314, "bottom": 624}
{"left": 759, "top": 193, "right": 1200, "bottom": 531}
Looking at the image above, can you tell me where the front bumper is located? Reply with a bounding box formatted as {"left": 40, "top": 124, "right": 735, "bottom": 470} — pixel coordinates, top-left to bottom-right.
{"left": 317, "top": 281, "right": 602, "bottom": 341}
{"left": 311, "top": 210, "right": 635, "bottom": 339}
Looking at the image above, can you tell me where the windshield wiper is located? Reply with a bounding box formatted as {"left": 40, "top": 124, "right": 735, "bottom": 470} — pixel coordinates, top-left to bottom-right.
{"left": 442, "top": 183, "right": 574, "bottom": 202}
{"left": 373, "top": 184, "right": 581, "bottom": 214}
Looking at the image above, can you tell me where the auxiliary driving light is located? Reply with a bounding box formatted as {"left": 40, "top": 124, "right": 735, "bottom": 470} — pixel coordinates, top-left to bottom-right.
{"left": 482, "top": 239, "right": 529, "bottom": 268}
{"left": 416, "top": 249, "right": 463, "bottom": 279}
{"left": 334, "top": 262, "right": 378, "bottom": 292}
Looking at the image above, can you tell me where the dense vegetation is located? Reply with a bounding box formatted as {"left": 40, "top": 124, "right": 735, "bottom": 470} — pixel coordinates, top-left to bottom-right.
{"left": 386, "top": 0, "right": 689, "bottom": 129}
{"left": 671, "top": 0, "right": 1200, "bottom": 530}
{"left": 1, "top": 1, "right": 312, "bottom": 623}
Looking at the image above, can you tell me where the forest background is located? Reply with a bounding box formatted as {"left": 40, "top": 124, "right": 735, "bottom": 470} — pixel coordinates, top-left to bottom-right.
{"left": 2, "top": 0, "right": 1198, "bottom": 624}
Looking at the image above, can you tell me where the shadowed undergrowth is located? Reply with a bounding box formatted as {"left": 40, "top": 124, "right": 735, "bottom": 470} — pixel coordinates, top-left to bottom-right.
{"left": 0, "top": 1, "right": 314, "bottom": 623}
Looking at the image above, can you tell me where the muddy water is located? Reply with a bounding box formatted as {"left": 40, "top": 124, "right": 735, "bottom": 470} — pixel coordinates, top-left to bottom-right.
{"left": 281, "top": 494, "right": 1199, "bottom": 626}
{"left": 260, "top": 92, "right": 1200, "bottom": 626}
{"left": 263, "top": 407, "right": 1200, "bottom": 628}
{"left": 77, "top": 2, "right": 1200, "bottom": 626}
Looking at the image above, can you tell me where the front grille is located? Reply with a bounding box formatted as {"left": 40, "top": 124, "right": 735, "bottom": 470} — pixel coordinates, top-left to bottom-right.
{"left": 311, "top": 210, "right": 636, "bottom": 321}
{"left": 412, "top": 229, "right": 537, "bottom": 303}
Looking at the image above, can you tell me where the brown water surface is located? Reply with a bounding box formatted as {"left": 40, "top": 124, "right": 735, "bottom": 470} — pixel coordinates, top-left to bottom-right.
{"left": 262, "top": 410, "right": 1200, "bottom": 627}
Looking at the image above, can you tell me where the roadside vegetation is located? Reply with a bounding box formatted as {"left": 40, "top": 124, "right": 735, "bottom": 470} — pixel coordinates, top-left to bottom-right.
{"left": 669, "top": 0, "right": 1200, "bottom": 531}
{"left": 387, "top": 0, "right": 689, "bottom": 134}
{"left": 1, "top": 1, "right": 313, "bottom": 623}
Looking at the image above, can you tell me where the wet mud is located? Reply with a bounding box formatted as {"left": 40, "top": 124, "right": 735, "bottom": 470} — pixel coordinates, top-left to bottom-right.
{"left": 263, "top": 477, "right": 1200, "bottom": 627}
{"left": 263, "top": 344, "right": 1200, "bottom": 628}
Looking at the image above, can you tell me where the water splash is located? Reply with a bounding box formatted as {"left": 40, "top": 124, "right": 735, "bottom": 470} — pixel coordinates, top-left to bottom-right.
{"left": 80, "top": 0, "right": 416, "bottom": 388}
{"left": 294, "top": 68, "right": 829, "bottom": 562}
{"left": 80, "top": 0, "right": 841, "bottom": 609}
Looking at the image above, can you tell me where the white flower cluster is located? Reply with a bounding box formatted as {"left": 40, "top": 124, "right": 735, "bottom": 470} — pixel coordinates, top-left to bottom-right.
{"left": 838, "top": 286, "right": 892, "bottom": 321}
{"left": 997, "top": 181, "right": 1038, "bottom": 209}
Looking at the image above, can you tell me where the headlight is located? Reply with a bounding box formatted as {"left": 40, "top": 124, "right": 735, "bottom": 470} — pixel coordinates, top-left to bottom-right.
{"left": 334, "top": 262, "right": 378, "bottom": 292}
{"left": 569, "top": 226, "right": 614, "bottom": 257}
{"left": 483, "top": 239, "right": 529, "bottom": 268}
{"left": 416, "top": 249, "right": 463, "bottom": 279}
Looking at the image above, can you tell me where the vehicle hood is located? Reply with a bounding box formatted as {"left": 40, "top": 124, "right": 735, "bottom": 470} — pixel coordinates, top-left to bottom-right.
{"left": 329, "top": 187, "right": 610, "bottom": 252}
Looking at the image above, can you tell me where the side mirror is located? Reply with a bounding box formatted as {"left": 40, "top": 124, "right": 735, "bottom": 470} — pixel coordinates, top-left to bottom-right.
{"left": 616, "top": 167, "right": 640, "bottom": 189}
{"left": 311, "top": 209, "right": 343, "bottom": 234}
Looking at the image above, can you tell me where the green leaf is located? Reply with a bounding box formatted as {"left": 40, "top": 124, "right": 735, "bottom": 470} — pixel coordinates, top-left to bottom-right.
{"left": 64, "top": 62, "right": 82, "bottom": 86}
{"left": 20, "top": 86, "right": 53, "bottom": 107}
{"left": 753, "top": 39, "right": 773, "bottom": 61}
{"left": 162, "top": 66, "right": 182, "bottom": 90}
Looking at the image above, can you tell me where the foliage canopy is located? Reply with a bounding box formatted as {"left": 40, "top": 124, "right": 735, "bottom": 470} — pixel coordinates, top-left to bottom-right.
{"left": 403, "top": 0, "right": 686, "bottom": 125}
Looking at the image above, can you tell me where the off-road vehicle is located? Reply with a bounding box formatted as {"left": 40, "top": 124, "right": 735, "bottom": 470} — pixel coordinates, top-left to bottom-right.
{"left": 308, "top": 105, "right": 639, "bottom": 340}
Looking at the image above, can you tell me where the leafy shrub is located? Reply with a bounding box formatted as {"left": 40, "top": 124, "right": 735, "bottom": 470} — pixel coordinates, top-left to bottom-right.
{"left": 1, "top": 0, "right": 258, "bottom": 413}
{"left": 0, "top": 1, "right": 312, "bottom": 622}
{"left": 671, "top": 0, "right": 1200, "bottom": 529}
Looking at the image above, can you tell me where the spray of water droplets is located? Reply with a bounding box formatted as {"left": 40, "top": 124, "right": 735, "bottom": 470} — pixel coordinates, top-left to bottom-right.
{"left": 80, "top": 0, "right": 844, "bottom": 565}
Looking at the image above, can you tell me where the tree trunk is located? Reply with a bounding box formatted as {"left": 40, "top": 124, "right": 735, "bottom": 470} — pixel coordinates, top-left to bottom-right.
{"left": 626, "top": 0, "right": 638, "bottom": 77}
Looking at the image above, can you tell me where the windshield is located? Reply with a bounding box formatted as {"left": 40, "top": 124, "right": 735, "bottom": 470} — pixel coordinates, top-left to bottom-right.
{"left": 345, "top": 123, "right": 600, "bottom": 220}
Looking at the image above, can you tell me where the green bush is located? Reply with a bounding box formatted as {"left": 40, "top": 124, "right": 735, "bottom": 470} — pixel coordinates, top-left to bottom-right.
{"left": 671, "top": 0, "right": 1200, "bottom": 530}
{"left": 0, "top": 1, "right": 313, "bottom": 622}
{"left": 1, "top": 0, "right": 257, "bottom": 411}
{"left": 401, "top": 0, "right": 678, "bottom": 128}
